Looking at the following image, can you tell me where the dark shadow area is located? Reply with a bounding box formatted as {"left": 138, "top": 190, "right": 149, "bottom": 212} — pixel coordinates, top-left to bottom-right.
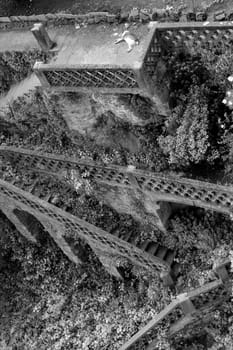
{"left": 13, "top": 208, "right": 48, "bottom": 244}
{"left": 173, "top": 332, "right": 214, "bottom": 350}
{"left": 0, "top": 209, "right": 22, "bottom": 274}
{"left": 63, "top": 234, "right": 93, "bottom": 263}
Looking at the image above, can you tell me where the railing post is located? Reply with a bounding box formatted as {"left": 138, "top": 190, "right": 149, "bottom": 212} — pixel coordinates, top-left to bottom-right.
{"left": 214, "top": 264, "right": 229, "bottom": 282}
{"left": 33, "top": 61, "right": 50, "bottom": 88}
{"left": 98, "top": 255, "right": 124, "bottom": 280}
{"left": 135, "top": 63, "right": 170, "bottom": 117}
{"left": 31, "top": 22, "right": 55, "bottom": 51}
{"left": 180, "top": 299, "right": 196, "bottom": 315}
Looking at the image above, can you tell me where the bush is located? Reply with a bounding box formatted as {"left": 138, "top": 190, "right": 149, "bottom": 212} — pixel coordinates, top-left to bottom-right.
{"left": 158, "top": 86, "right": 211, "bottom": 167}
{"left": 0, "top": 50, "right": 48, "bottom": 95}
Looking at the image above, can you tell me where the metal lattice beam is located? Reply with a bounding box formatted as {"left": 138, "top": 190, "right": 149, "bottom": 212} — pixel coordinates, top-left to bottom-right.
{"left": 119, "top": 260, "right": 232, "bottom": 350}
{"left": 0, "top": 178, "right": 170, "bottom": 275}
{"left": 1, "top": 147, "right": 233, "bottom": 218}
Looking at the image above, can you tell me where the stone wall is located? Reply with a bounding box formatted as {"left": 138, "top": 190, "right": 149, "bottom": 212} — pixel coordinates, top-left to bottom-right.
{"left": 0, "top": 6, "right": 232, "bottom": 31}
{"left": 0, "top": 13, "right": 116, "bottom": 31}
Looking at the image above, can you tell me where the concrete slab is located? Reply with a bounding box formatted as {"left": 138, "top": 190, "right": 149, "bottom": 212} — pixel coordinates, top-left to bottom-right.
{"left": 0, "top": 27, "right": 72, "bottom": 52}
{"left": 50, "top": 24, "right": 151, "bottom": 68}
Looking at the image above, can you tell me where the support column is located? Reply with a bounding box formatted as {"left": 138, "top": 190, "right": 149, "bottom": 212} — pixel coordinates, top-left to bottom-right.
{"left": 137, "top": 64, "right": 170, "bottom": 117}
{"left": 214, "top": 264, "right": 229, "bottom": 282}
{"left": 98, "top": 254, "right": 124, "bottom": 280}
{"left": 0, "top": 205, "right": 37, "bottom": 243}
{"left": 38, "top": 218, "right": 83, "bottom": 265}
{"left": 33, "top": 61, "right": 50, "bottom": 87}
{"left": 31, "top": 23, "right": 55, "bottom": 51}
{"left": 155, "top": 201, "right": 173, "bottom": 232}
{"left": 180, "top": 299, "right": 196, "bottom": 315}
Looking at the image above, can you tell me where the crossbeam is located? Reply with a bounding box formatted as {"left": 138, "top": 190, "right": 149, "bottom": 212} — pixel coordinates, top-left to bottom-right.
{"left": 1, "top": 146, "right": 233, "bottom": 218}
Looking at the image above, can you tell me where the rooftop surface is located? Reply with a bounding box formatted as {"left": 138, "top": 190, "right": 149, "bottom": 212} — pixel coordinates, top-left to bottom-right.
{"left": 49, "top": 24, "right": 152, "bottom": 68}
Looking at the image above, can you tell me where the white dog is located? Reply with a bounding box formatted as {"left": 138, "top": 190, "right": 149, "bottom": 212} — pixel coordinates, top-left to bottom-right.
{"left": 115, "top": 30, "right": 140, "bottom": 52}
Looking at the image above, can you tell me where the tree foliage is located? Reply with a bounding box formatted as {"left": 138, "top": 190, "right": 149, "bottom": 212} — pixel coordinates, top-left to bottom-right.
{"left": 159, "top": 86, "right": 211, "bottom": 166}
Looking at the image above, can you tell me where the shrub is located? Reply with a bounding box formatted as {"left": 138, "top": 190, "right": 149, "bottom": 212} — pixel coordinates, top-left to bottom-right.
{"left": 0, "top": 50, "right": 48, "bottom": 95}
{"left": 158, "top": 86, "right": 211, "bottom": 167}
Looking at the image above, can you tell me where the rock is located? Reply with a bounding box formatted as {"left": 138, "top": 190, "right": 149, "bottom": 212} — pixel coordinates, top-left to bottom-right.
{"left": 196, "top": 12, "right": 208, "bottom": 21}
{"left": 119, "top": 10, "right": 129, "bottom": 23}
{"left": 0, "top": 17, "right": 10, "bottom": 23}
{"left": 35, "top": 14, "right": 47, "bottom": 22}
{"left": 179, "top": 14, "right": 187, "bottom": 22}
{"left": 87, "top": 17, "right": 95, "bottom": 24}
{"left": 107, "top": 14, "right": 116, "bottom": 23}
{"left": 9, "top": 16, "right": 20, "bottom": 22}
{"left": 129, "top": 8, "right": 140, "bottom": 22}
{"left": 139, "top": 9, "right": 151, "bottom": 23}
{"left": 213, "top": 10, "right": 226, "bottom": 21}
{"left": 45, "top": 13, "right": 58, "bottom": 20}
{"left": 151, "top": 8, "right": 168, "bottom": 21}
{"left": 168, "top": 11, "right": 181, "bottom": 22}
{"left": 186, "top": 12, "right": 196, "bottom": 21}
{"left": 51, "top": 195, "right": 60, "bottom": 205}
{"left": 227, "top": 12, "right": 233, "bottom": 21}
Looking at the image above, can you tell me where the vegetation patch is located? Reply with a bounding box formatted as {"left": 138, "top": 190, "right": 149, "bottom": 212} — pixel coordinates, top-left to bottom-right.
{"left": 0, "top": 50, "right": 49, "bottom": 95}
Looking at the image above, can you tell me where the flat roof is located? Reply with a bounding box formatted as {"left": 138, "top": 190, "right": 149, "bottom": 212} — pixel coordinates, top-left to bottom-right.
{"left": 49, "top": 23, "right": 153, "bottom": 68}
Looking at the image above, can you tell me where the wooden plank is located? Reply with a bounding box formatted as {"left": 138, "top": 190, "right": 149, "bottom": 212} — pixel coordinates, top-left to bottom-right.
{"left": 119, "top": 300, "right": 179, "bottom": 350}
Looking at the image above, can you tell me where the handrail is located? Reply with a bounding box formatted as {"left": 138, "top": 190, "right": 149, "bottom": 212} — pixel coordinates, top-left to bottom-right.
{"left": 119, "top": 277, "right": 229, "bottom": 350}
{"left": 119, "top": 300, "right": 179, "bottom": 350}
{"left": 1, "top": 146, "right": 233, "bottom": 217}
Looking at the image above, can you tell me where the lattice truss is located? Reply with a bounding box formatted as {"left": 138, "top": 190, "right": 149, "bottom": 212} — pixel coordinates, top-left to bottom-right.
{"left": 144, "top": 37, "right": 161, "bottom": 76}
{"left": 155, "top": 24, "right": 233, "bottom": 53}
{"left": 1, "top": 147, "right": 233, "bottom": 216}
{"left": 43, "top": 69, "right": 138, "bottom": 88}
{"left": 0, "top": 178, "right": 169, "bottom": 274}
{"left": 119, "top": 261, "right": 232, "bottom": 350}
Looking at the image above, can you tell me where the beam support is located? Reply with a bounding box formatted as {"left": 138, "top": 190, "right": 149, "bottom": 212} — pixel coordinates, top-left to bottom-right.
{"left": 31, "top": 23, "right": 55, "bottom": 51}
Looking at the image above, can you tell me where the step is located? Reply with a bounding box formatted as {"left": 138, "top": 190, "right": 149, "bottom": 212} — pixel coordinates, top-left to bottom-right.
{"left": 139, "top": 240, "right": 150, "bottom": 251}
{"left": 110, "top": 227, "right": 121, "bottom": 238}
{"left": 161, "top": 271, "right": 175, "bottom": 288}
{"left": 146, "top": 242, "right": 159, "bottom": 255}
{"left": 11, "top": 179, "right": 18, "bottom": 186}
{"left": 155, "top": 247, "right": 167, "bottom": 260}
{"left": 164, "top": 250, "right": 176, "bottom": 266}
{"left": 21, "top": 182, "right": 36, "bottom": 193}
{"left": 124, "top": 231, "right": 135, "bottom": 243}
{"left": 28, "top": 180, "right": 39, "bottom": 194}
{"left": 171, "top": 262, "right": 180, "bottom": 278}
{"left": 43, "top": 192, "right": 53, "bottom": 202}
{"left": 61, "top": 205, "right": 68, "bottom": 211}
{"left": 38, "top": 191, "right": 46, "bottom": 199}
{"left": 215, "top": 265, "right": 229, "bottom": 281}
{"left": 180, "top": 299, "right": 196, "bottom": 315}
